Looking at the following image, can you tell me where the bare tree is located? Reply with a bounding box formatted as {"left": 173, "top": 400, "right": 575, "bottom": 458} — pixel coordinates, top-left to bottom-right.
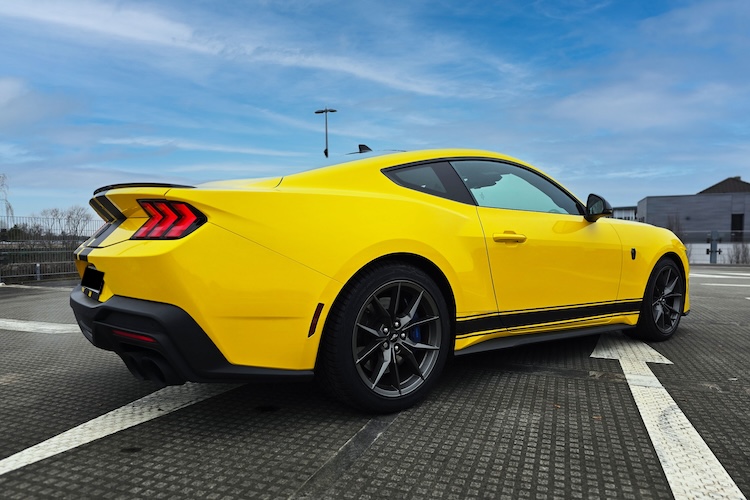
{"left": 0, "top": 173, "right": 13, "bottom": 219}
{"left": 64, "top": 205, "right": 94, "bottom": 238}
{"left": 726, "top": 243, "right": 750, "bottom": 265}
{"left": 39, "top": 205, "right": 93, "bottom": 239}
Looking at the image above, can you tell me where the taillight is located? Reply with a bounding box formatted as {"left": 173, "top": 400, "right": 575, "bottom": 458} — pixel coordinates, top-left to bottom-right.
{"left": 132, "top": 200, "right": 206, "bottom": 240}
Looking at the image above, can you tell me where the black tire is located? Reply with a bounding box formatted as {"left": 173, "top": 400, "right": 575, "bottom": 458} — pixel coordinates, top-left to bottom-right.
{"left": 317, "top": 262, "right": 451, "bottom": 413}
{"left": 628, "top": 258, "right": 685, "bottom": 341}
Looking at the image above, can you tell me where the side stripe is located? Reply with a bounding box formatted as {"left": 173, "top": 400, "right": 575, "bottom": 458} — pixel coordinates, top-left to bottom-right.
{"left": 77, "top": 248, "right": 93, "bottom": 262}
{"left": 456, "top": 300, "right": 641, "bottom": 337}
{"left": 88, "top": 220, "right": 122, "bottom": 248}
{"left": 93, "top": 193, "right": 124, "bottom": 221}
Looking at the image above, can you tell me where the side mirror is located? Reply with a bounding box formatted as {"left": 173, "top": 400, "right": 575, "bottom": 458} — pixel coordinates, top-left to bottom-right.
{"left": 585, "top": 193, "right": 613, "bottom": 222}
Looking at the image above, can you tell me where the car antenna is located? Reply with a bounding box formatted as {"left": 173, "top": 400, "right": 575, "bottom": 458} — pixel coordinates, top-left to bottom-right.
{"left": 347, "top": 144, "right": 373, "bottom": 155}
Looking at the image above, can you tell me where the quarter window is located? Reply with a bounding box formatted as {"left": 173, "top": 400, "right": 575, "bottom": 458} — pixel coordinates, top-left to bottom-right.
{"left": 383, "top": 162, "right": 475, "bottom": 205}
{"left": 451, "top": 160, "right": 582, "bottom": 215}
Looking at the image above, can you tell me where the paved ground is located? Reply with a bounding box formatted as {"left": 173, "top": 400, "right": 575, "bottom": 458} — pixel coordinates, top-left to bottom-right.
{"left": 0, "top": 265, "right": 748, "bottom": 499}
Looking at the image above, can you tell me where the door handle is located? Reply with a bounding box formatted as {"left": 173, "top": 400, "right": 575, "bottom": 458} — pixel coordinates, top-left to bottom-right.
{"left": 493, "top": 232, "right": 527, "bottom": 243}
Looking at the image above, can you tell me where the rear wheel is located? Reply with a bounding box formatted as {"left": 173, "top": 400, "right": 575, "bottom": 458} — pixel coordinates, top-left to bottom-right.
{"left": 628, "top": 258, "right": 685, "bottom": 341}
{"left": 318, "top": 263, "right": 451, "bottom": 413}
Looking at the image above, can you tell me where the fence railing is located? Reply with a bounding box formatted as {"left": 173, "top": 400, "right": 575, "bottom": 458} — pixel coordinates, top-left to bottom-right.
{"left": 675, "top": 231, "right": 748, "bottom": 265}
{"left": 1, "top": 216, "right": 747, "bottom": 283}
{"left": 679, "top": 230, "right": 745, "bottom": 244}
{"left": 0, "top": 216, "right": 102, "bottom": 284}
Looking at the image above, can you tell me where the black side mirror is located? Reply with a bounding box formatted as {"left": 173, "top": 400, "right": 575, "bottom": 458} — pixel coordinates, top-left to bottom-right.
{"left": 585, "top": 193, "right": 613, "bottom": 222}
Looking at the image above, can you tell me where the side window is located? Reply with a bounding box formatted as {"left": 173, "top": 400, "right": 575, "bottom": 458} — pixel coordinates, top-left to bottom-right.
{"left": 451, "top": 160, "right": 582, "bottom": 215}
{"left": 383, "top": 162, "right": 475, "bottom": 204}
{"left": 389, "top": 164, "right": 447, "bottom": 195}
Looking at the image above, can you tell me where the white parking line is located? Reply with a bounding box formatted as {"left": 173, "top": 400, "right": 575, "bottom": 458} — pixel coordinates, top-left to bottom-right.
{"left": 0, "top": 318, "right": 80, "bottom": 334}
{"left": 690, "top": 273, "right": 750, "bottom": 279}
{"left": 592, "top": 335, "right": 745, "bottom": 500}
{"left": 0, "top": 383, "right": 239, "bottom": 476}
{"left": 699, "top": 283, "right": 750, "bottom": 287}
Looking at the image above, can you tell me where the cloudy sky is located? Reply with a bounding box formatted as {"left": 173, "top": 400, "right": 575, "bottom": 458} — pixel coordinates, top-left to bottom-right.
{"left": 0, "top": 0, "right": 748, "bottom": 216}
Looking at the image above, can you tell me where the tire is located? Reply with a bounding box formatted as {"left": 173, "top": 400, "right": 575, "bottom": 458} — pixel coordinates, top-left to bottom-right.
{"left": 628, "top": 258, "right": 685, "bottom": 341}
{"left": 318, "top": 263, "right": 451, "bottom": 413}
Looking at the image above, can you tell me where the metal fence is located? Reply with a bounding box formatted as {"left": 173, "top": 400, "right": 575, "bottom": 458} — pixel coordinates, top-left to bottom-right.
{"left": 1, "top": 215, "right": 747, "bottom": 283}
{"left": 679, "top": 230, "right": 748, "bottom": 265}
{"left": 0, "top": 216, "right": 102, "bottom": 284}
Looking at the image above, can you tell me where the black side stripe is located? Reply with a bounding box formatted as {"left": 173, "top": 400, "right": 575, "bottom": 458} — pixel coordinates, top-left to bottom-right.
{"left": 77, "top": 247, "right": 93, "bottom": 262}
{"left": 456, "top": 300, "right": 641, "bottom": 337}
{"left": 88, "top": 220, "right": 123, "bottom": 248}
{"left": 92, "top": 193, "right": 125, "bottom": 222}
{"left": 89, "top": 197, "right": 112, "bottom": 222}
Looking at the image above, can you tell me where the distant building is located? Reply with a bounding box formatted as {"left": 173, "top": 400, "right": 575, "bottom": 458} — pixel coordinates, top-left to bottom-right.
{"left": 613, "top": 206, "right": 637, "bottom": 221}
{"left": 637, "top": 176, "right": 750, "bottom": 243}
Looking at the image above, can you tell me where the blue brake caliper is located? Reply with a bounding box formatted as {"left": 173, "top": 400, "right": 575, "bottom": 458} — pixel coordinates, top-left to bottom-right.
{"left": 409, "top": 312, "right": 422, "bottom": 343}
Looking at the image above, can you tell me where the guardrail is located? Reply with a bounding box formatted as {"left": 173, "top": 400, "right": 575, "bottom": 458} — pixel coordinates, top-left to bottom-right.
{"left": 0, "top": 216, "right": 102, "bottom": 284}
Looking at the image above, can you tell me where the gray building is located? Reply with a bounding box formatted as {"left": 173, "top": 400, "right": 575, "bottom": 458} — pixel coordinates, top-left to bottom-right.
{"left": 637, "top": 177, "right": 750, "bottom": 243}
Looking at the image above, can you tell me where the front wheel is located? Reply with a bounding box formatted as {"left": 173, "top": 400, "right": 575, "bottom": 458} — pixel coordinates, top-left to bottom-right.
{"left": 318, "top": 263, "right": 451, "bottom": 413}
{"left": 629, "top": 258, "right": 685, "bottom": 341}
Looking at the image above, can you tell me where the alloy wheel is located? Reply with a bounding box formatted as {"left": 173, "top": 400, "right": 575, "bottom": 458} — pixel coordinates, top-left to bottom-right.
{"left": 351, "top": 279, "right": 443, "bottom": 398}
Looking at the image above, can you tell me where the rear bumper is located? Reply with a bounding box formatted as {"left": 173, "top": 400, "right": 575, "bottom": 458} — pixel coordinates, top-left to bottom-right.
{"left": 70, "top": 288, "right": 314, "bottom": 385}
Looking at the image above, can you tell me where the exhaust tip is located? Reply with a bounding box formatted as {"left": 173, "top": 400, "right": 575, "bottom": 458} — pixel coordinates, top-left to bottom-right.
{"left": 120, "top": 352, "right": 185, "bottom": 386}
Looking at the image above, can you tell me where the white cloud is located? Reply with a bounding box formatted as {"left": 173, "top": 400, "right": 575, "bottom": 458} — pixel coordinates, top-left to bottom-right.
{"left": 533, "top": 0, "right": 612, "bottom": 20}
{"left": 0, "top": 78, "right": 75, "bottom": 131}
{"left": 0, "top": 1, "right": 526, "bottom": 99}
{"left": 0, "top": 78, "right": 27, "bottom": 106}
{"left": 99, "top": 136, "right": 305, "bottom": 157}
{"left": 0, "top": 0, "right": 221, "bottom": 53}
{"left": 550, "top": 79, "right": 733, "bottom": 132}
{"left": 0, "top": 142, "right": 40, "bottom": 163}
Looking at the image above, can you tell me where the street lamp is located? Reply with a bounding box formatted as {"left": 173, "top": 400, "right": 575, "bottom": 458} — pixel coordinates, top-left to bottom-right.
{"left": 314, "top": 108, "right": 337, "bottom": 157}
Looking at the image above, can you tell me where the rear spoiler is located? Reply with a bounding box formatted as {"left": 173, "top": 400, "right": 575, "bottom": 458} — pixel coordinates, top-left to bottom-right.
{"left": 93, "top": 183, "right": 194, "bottom": 195}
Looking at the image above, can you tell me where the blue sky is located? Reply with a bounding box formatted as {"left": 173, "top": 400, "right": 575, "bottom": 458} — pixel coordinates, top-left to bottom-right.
{"left": 0, "top": 0, "right": 748, "bottom": 216}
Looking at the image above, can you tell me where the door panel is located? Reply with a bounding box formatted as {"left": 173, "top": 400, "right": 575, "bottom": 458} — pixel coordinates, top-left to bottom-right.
{"left": 476, "top": 208, "right": 622, "bottom": 314}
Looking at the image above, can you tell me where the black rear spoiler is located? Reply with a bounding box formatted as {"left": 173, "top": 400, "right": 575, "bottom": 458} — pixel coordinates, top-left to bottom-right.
{"left": 93, "top": 183, "right": 195, "bottom": 195}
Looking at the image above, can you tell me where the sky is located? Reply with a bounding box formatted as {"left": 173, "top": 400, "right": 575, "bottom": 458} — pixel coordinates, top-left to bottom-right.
{"left": 0, "top": 0, "right": 748, "bottom": 216}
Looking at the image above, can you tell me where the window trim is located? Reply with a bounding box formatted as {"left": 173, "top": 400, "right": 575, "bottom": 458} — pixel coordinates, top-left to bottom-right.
{"left": 448, "top": 158, "right": 586, "bottom": 216}
{"left": 382, "top": 156, "right": 585, "bottom": 216}
{"left": 382, "top": 160, "right": 476, "bottom": 205}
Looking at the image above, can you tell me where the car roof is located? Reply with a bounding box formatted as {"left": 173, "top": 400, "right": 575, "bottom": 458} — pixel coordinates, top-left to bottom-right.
{"left": 279, "top": 149, "right": 536, "bottom": 190}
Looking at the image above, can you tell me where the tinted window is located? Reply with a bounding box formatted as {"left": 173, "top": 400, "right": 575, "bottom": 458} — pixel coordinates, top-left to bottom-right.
{"left": 383, "top": 162, "right": 475, "bottom": 204}
{"left": 452, "top": 160, "right": 582, "bottom": 215}
{"left": 390, "top": 164, "right": 447, "bottom": 194}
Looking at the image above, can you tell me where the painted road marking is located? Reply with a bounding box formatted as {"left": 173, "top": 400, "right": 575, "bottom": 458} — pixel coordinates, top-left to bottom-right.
{"left": 592, "top": 335, "right": 745, "bottom": 500}
{"left": 0, "top": 383, "right": 238, "bottom": 476}
{"left": 699, "top": 283, "right": 750, "bottom": 287}
{"left": 691, "top": 273, "right": 750, "bottom": 279}
{"left": 0, "top": 318, "right": 80, "bottom": 334}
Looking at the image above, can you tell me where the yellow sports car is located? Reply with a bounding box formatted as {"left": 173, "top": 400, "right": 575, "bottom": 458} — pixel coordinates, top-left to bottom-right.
{"left": 70, "top": 149, "right": 689, "bottom": 412}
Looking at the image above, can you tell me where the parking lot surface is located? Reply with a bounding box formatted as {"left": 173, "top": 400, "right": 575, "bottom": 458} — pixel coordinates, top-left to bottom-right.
{"left": 1, "top": 265, "right": 749, "bottom": 499}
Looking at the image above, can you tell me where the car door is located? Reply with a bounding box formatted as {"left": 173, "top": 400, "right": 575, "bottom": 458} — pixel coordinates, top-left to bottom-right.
{"left": 451, "top": 160, "right": 623, "bottom": 329}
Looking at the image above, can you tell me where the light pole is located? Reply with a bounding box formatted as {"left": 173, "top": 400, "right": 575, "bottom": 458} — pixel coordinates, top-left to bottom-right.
{"left": 314, "top": 108, "right": 337, "bottom": 157}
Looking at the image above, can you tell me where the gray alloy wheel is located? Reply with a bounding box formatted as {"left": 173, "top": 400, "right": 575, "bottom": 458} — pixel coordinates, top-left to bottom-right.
{"left": 351, "top": 279, "right": 443, "bottom": 398}
{"left": 318, "top": 263, "right": 451, "bottom": 413}
{"left": 629, "top": 258, "right": 685, "bottom": 341}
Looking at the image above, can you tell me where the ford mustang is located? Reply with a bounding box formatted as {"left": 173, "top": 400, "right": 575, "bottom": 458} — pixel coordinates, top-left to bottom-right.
{"left": 70, "top": 149, "right": 689, "bottom": 412}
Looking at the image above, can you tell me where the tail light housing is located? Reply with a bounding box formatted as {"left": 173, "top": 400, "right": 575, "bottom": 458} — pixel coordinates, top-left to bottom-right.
{"left": 132, "top": 200, "right": 206, "bottom": 240}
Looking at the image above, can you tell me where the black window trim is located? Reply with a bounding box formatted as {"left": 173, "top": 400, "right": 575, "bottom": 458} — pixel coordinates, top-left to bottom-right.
{"left": 448, "top": 157, "right": 586, "bottom": 216}
{"left": 382, "top": 156, "right": 586, "bottom": 216}
{"left": 382, "top": 159, "right": 475, "bottom": 205}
